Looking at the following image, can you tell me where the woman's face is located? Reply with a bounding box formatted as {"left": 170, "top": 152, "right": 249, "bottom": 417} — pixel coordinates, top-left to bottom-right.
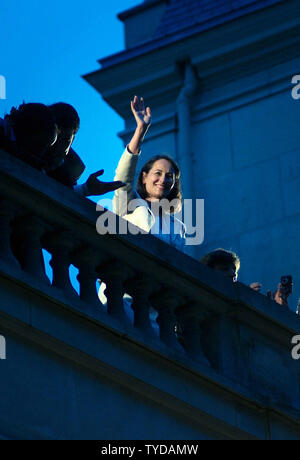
{"left": 142, "top": 159, "right": 175, "bottom": 201}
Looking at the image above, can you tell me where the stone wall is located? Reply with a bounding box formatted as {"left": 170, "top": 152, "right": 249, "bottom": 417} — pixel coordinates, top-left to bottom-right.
{"left": 0, "top": 150, "right": 300, "bottom": 439}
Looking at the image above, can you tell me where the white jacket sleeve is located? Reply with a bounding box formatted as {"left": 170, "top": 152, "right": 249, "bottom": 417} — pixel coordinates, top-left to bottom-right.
{"left": 113, "top": 146, "right": 140, "bottom": 217}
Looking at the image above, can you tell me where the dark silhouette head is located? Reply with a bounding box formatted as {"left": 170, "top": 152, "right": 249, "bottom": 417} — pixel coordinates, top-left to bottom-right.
{"left": 48, "top": 103, "right": 80, "bottom": 159}
{"left": 9, "top": 103, "right": 57, "bottom": 160}
{"left": 201, "top": 248, "right": 240, "bottom": 282}
{"left": 49, "top": 102, "right": 80, "bottom": 133}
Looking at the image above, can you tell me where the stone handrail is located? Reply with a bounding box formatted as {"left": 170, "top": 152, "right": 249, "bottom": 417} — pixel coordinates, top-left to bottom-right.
{"left": 0, "top": 148, "right": 300, "bottom": 428}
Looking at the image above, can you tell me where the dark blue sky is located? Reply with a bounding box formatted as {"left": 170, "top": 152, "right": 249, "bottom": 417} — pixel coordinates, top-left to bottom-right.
{"left": 0, "top": 0, "right": 139, "bottom": 204}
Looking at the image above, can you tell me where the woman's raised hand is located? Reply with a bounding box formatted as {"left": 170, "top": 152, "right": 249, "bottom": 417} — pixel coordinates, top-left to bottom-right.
{"left": 127, "top": 96, "right": 152, "bottom": 154}
{"left": 131, "top": 95, "right": 151, "bottom": 132}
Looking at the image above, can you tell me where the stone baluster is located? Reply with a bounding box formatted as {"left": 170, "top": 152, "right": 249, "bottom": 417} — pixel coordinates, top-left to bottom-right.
{"left": 125, "top": 274, "right": 158, "bottom": 337}
{"left": 98, "top": 261, "right": 133, "bottom": 324}
{"left": 73, "top": 246, "right": 101, "bottom": 307}
{"left": 48, "top": 231, "right": 78, "bottom": 299}
{"left": 176, "top": 301, "right": 210, "bottom": 366}
{"left": 150, "top": 289, "right": 184, "bottom": 349}
{"left": 200, "top": 310, "right": 242, "bottom": 378}
{"left": 15, "top": 215, "right": 50, "bottom": 284}
{"left": 0, "top": 201, "right": 19, "bottom": 267}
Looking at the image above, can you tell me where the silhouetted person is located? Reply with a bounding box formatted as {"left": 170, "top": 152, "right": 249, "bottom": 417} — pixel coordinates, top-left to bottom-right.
{"left": 47, "top": 102, "right": 124, "bottom": 196}
{"left": 201, "top": 248, "right": 240, "bottom": 282}
{"left": 0, "top": 103, "right": 57, "bottom": 169}
{"left": 201, "top": 248, "right": 292, "bottom": 307}
{"left": 46, "top": 102, "right": 82, "bottom": 183}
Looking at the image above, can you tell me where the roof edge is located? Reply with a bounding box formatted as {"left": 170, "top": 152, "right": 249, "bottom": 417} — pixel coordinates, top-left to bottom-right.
{"left": 91, "top": 0, "right": 284, "bottom": 73}
{"left": 118, "top": 0, "right": 168, "bottom": 22}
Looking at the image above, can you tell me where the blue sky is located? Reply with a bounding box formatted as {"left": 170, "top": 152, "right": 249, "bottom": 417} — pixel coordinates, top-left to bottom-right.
{"left": 0, "top": 0, "right": 139, "bottom": 203}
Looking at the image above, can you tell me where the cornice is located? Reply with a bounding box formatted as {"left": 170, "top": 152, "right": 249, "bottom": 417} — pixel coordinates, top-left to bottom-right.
{"left": 84, "top": 1, "right": 300, "bottom": 120}
{"left": 98, "top": 0, "right": 283, "bottom": 70}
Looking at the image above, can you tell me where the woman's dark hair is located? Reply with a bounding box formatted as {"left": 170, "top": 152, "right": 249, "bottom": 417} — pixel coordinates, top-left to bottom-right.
{"left": 49, "top": 102, "right": 80, "bottom": 133}
{"left": 136, "top": 155, "right": 182, "bottom": 214}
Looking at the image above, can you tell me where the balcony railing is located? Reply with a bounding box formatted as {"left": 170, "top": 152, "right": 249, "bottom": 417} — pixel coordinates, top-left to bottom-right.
{"left": 0, "top": 148, "right": 300, "bottom": 439}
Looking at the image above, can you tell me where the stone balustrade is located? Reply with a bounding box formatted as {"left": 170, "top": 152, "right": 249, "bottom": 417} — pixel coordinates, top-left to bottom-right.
{"left": 0, "top": 148, "right": 300, "bottom": 439}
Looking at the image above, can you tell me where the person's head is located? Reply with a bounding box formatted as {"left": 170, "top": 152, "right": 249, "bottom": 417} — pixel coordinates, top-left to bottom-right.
{"left": 201, "top": 248, "right": 240, "bottom": 282}
{"left": 48, "top": 102, "right": 80, "bottom": 155}
{"left": 8, "top": 103, "right": 57, "bottom": 158}
{"left": 136, "top": 155, "right": 182, "bottom": 213}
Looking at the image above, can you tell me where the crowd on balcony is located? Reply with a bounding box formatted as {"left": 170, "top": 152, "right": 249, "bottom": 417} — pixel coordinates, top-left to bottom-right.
{"left": 0, "top": 98, "right": 294, "bottom": 311}
{"left": 0, "top": 101, "right": 126, "bottom": 197}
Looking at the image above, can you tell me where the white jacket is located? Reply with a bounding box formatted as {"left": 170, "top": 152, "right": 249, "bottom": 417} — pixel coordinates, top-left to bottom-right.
{"left": 113, "top": 147, "right": 185, "bottom": 252}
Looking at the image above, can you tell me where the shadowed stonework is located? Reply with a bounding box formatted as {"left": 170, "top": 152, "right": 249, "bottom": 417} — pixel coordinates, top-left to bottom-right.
{"left": 0, "top": 150, "right": 300, "bottom": 439}
{"left": 1, "top": 0, "right": 300, "bottom": 440}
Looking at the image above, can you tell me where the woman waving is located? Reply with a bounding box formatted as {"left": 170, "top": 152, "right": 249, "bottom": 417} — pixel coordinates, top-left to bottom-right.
{"left": 113, "top": 96, "right": 185, "bottom": 251}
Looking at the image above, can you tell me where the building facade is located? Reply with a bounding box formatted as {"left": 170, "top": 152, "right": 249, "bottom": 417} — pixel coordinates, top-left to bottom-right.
{"left": 0, "top": 150, "right": 300, "bottom": 439}
{"left": 0, "top": 0, "right": 300, "bottom": 441}
{"left": 85, "top": 0, "right": 300, "bottom": 311}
